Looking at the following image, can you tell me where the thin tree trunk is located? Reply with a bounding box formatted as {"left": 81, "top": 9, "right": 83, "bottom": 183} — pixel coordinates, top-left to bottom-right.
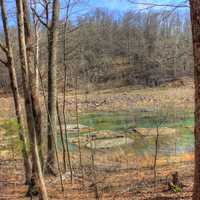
{"left": 189, "top": 1, "right": 200, "bottom": 199}
{"left": 0, "top": 0, "right": 32, "bottom": 184}
{"left": 57, "top": 100, "right": 67, "bottom": 172}
{"left": 90, "top": 135, "right": 99, "bottom": 200}
{"left": 31, "top": 0, "right": 40, "bottom": 97}
{"left": 75, "top": 77, "right": 84, "bottom": 185}
{"left": 63, "top": 0, "right": 73, "bottom": 181}
{"left": 16, "top": 0, "right": 48, "bottom": 199}
{"left": 46, "top": 0, "right": 60, "bottom": 175}
{"left": 153, "top": 126, "right": 159, "bottom": 190}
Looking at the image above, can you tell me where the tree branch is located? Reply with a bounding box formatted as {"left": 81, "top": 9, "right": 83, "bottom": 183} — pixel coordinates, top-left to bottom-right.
{"left": 0, "top": 41, "right": 8, "bottom": 54}
{"left": 128, "top": 0, "right": 189, "bottom": 8}
{"left": 0, "top": 58, "right": 8, "bottom": 66}
{"left": 30, "top": 7, "right": 49, "bottom": 29}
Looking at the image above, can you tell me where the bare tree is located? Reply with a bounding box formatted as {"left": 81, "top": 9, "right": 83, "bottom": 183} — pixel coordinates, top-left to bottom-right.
{"left": 0, "top": 0, "right": 32, "bottom": 184}
{"left": 23, "top": 0, "right": 44, "bottom": 169}
{"left": 45, "top": 0, "right": 60, "bottom": 175}
{"left": 63, "top": 0, "right": 73, "bottom": 182}
{"left": 56, "top": 100, "right": 67, "bottom": 172}
{"left": 15, "top": 0, "right": 48, "bottom": 199}
{"left": 75, "top": 76, "right": 84, "bottom": 185}
{"left": 30, "top": 0, "right": 40, "bottom": 97}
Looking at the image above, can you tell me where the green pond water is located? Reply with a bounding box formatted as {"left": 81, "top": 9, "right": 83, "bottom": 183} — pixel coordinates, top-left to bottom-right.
{"left": 58, "top": 110, "right": 195, "bottom": 156}
{"left": 1, "top": 110, "right": 194, "bottom": 157}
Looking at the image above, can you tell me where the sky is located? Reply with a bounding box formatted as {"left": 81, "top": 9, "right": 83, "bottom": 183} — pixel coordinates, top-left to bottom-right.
{"left": 87, "top": 0, "right": 189, "bottom": 11}
{"left": 63, "top": 0, "right": 189, "bottom": 23}
{"left": 0, "top": 0, "right": 189, "bottom": 30}
{"left": 88, "top": 0, "right": 133, "bottom": 11}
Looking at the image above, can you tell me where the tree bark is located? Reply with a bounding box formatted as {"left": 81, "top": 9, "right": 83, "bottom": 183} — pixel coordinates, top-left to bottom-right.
{"left": 63, "top": 1, "right": 73, "bottom": 180}
{"left": 31, "top": 0, "right": 40, "bottom": 97}
{"left": 46, "top": 0, "right": 60, "bottom": 175}
{"left": 56, "top": 100, "right": 67, "bottom": 172}
{"left": 22, "top": 0, "right": 44, "bottom": 170}
{"left": 189, "top": 1, "right": 200, "bottom": 199}
{"left": 0, "top": 0, "right": 32, "bottom": 184}
{"left": 15, "top": 0, "right": 48, "bottom": 199}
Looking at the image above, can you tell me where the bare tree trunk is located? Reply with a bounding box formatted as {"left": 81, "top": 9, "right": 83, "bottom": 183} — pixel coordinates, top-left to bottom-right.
{"left": 57, "top": 100, "right": 67, "bottom": 172}
{"left": 31, "top": 0, "right": 40, "bottom": 97}
{"left": 75, "top": 77, "right": 84, "bottom": 185}
{"left": 63, "top": 0, "right": 73, "bottom": 181}
{"left": 46, "top": 0, "right": 60, "bottom": 175}
{"left": 153, "top": 126, "right": 159, "bottom": 190}
{"left": 34, "top": 30, "right": 39, "bottom": 97}
{"left": 16, "top": 0, "right": 48, "bottom": 199}
{"left": 90, "top": 136, "right": 99, "bottom": 200}
{"left": 35, "top": 56, "right": 64, "bottom": 191}
{"left": 0, "top": 0, "right": 32, "bottom": 184}
{"left": 190, "top": 1, "right": 200, "bottom": 200}
{"left": 23, "top": 0, "right": 44, "bottom": 170}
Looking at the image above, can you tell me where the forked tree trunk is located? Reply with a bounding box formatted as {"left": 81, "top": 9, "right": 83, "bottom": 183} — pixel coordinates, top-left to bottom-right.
{"left": 189, "top": 1, "right": 200, "bottom": 199}
{"left": 0, "top": 0, "right": 32, "bottom": 184}
{"left": 46, "top": 0, "right": 60, "bottom": 175}
{"left": 15, "top": 0, "right": 48, "bottom": 199}
{"left": 22, "top": 0, "right": 44, "bottom": 170}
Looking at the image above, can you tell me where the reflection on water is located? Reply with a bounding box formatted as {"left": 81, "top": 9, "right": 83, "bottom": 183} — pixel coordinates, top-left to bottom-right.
{"left": 57, "top": 111, "right": 194, "bottom": 156}
{"left": 130, "top": 129, "right": 194, "bottom": 156}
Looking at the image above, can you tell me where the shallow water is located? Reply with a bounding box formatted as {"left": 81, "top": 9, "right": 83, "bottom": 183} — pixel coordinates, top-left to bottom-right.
{"left": 58, "top": 110, "right": 194, "bottom": 156}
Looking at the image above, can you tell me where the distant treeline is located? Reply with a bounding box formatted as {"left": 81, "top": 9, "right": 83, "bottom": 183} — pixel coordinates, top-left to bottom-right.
{"left": 0, "top": 8, "right": 193, "bottom": 89}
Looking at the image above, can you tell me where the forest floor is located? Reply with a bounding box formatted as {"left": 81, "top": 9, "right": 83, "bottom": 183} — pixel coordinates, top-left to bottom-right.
{"left": 0, "top": 156, "right": 194, "bottom": 199}
{"left": 0, "top": 77, "right": 195, "bottom": 199}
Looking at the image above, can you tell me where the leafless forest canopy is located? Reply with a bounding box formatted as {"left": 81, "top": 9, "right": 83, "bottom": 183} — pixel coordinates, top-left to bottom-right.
{"left": 0, "top": 6, "right": 193, "bottom": 90}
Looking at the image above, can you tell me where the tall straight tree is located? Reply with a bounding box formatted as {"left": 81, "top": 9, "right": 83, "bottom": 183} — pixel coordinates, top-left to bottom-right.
{"left": 0, "top": 0, "right": 31, "bottom": 184}
{"left": 189, "top": 1, "right": 200, "bottom": 199}
{"left": 46, "top": 0, "right": 60, "bottom": 175}
{"left": 15, "top": 0, "right": 48, "bottom": 199}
